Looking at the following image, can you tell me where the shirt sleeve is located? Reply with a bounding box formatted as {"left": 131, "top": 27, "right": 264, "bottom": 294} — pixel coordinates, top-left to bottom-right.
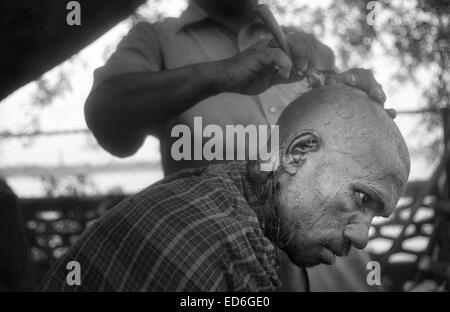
{"left": 92, "top": 21, "right": 163, "bottom": 90}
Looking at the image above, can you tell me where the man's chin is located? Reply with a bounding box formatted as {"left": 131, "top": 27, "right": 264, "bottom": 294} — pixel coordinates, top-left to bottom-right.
{"left": 285, "top": 246, "right": 339, "bottom": 267}
{"left": 285, "top": 251, "right": 326, "bottom": 268}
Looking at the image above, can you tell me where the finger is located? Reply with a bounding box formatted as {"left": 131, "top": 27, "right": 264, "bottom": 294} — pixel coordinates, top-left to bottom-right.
{"left": 304, "top": 37, "right": 320, "bottom": 76}
{"left": 337, "top": 68, "right": 386, "bottom": 104}
{"left": 272, "top": 70, "right": 304, "bottom": 86}
{"left": 291, "top": 43, "right": 311, "bottom": 74}
{"left": 368, "top": 84, "right": 386, "bottom": 104}
{"left": 316, "top": 43, "right": 337, "bottom": 72}
{"left": 287, "top": 32, "right": 316, "bottom": 75}
{"left": 304, "top": 50, "right": 318, "bottom": 76}
{"left": 266, "top": 47, "right": 293, "bottom": 80}
{"left": 385, "top": 108, "right": 397, "bottom": 119}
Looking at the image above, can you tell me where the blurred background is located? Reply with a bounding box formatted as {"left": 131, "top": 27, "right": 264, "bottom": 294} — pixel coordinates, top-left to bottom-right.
{"left": 0, "top": 0, "right": 449, "bottom": 291}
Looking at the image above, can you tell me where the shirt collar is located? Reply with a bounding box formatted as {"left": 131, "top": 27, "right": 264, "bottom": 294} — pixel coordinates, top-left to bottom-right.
{"left": 225, "top": 161, "right": 274, "bottom": 231}
{"left": 175, "top": 1, "right": 267, "bottom": 34}
{"left": 175, "top": 1, "right": 210, "bottom": 33}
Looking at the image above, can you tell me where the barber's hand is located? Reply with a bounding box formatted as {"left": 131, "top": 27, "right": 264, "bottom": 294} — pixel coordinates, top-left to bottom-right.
{"left": 332, "top": 68, "right": 386, "bottom": 104}
{"left": 284, "top": 28, "right": 336, "bottom": 75}
{"left": 328, "top": 68, "right": 396, "bottom": 118}
{"left": 214, "top": 39, "right": 302, "bottom": 95}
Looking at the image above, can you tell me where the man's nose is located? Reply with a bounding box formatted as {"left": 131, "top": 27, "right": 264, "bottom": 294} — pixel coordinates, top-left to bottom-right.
{"left": 343, "top": 221, "right": 371, "bottom": 249}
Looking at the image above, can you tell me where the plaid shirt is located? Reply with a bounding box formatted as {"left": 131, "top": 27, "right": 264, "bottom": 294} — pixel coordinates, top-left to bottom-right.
{"left": 39, "top": 162, "right": 281, "bottom": 291}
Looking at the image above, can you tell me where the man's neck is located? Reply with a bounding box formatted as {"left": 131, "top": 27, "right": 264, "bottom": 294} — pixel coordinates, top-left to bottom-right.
{"left": 247, "top": 162, "right": 310, "bottom": 291}
{"left": 193, "top": 0, "right": 255, "bottom": 34}
{"left": 247, "top": 161, "right": 284, "bottom": 243}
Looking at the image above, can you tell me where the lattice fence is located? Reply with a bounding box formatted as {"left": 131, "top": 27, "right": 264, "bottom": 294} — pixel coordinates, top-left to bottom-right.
{"left": 367, "top": 181, "right": 438, "bottom": 290}
{"left": 21, "top": 196, "right": 125, "bottom": 284}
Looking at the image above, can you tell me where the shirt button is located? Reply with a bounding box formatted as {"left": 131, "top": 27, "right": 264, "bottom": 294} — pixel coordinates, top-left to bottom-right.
{"left": 270, "top": 107, "right": 277, "bottom": 114}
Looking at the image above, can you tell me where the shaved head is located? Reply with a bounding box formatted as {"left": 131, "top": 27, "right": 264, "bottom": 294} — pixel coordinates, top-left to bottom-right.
{"left": 265, "top": 84, "right": 410, "bottom": 267}
{"left": 278, "top": 85, "right": 410, "bottom": 209}
{"left": 278, "top": 85, "right": 410, "bottom": 180}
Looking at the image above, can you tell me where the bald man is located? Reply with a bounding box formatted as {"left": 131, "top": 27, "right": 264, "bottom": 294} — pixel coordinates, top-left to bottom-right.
{"left": 40, "top": 85, "right": 410, "bottom": 291}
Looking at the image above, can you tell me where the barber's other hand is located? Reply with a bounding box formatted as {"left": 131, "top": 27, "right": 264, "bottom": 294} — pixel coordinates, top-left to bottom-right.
{"left": 214, "top": 39, "right": 302, "bottom": 95}
{"left": 330, "top": 68, "right": 396, "bottom": 118}
{"left": 332, "top": 68, "right": 386, "bottom": 104}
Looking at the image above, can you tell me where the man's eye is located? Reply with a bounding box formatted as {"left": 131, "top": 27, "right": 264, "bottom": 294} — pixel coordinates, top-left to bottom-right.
{"left": 355, "top": 191, "right": 370, "bottom": 206}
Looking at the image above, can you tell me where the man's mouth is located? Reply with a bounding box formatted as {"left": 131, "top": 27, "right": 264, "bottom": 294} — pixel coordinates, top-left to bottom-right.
{"left": 327, "top": 239, "right": 352, "bottom": 257}
{"left": 330, "top": 248, "right": 344, "bottom": 257}
{"left": 320, "top": 241, "right": 352, "bottom": 264}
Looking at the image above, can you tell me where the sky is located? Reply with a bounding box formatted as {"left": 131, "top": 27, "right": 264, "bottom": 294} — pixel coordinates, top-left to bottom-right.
{"left": 0, "top": 0, "right": 439, "bottom": 198}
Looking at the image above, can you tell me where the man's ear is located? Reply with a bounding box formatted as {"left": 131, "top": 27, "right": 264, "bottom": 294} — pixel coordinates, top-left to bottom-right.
{"left": 281, "top": 131, "right": 320, "bottom": 175}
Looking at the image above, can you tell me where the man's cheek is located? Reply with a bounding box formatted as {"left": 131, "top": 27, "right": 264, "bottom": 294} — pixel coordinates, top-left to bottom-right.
{"left": 312, "top": 222, "right": 340, "bottom": 240}
{"left": 310, "top": 208, "right": 346, "bottom": 238}
{"left": 277, "top": 184, "right": 306, "bottom": 214}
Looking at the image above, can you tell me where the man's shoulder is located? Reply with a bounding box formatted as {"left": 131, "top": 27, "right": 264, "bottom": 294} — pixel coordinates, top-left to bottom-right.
{"left": 89, "top": 163, "right": 250, "bottom": 257}
{"left": 129, "top": 16, "right": 182, "bottom": 38}
{"left": 38, "top": 173, "right": 242, "bottom": 291}
{"left": 133, "top": 164, "right": 238, "bottom": 207}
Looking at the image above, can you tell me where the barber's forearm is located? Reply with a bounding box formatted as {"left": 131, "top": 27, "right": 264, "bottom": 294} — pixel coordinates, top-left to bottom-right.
{"left": 84, "top": 62, "right": 221, "bottom": 157}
